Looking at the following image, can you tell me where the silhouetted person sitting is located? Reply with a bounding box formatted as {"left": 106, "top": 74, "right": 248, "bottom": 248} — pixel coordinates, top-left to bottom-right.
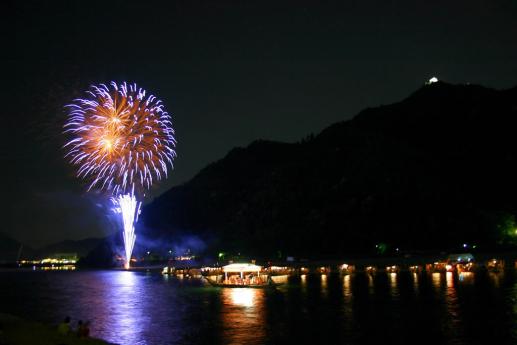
{"left": 57, "top": 316, "right": 71, "bottom": 335}
{"left": 77, "top": 320, "right": 90, "bottom": 338}
{"left": 82, "top": 321, "right": 91, "bottom": 338}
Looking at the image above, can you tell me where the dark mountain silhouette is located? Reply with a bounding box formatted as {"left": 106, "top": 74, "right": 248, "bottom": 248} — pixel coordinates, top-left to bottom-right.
{"left": 0, "top": 233, "right": 35, "bottom": 262}
{"left": 0, "top": 234, "right": 103, "bottom": 263}
{"left": 141, "top": 82, "right": 517, "bottom": 259}
{"left": 38, "top": 238, "right": 104, "bottom": 257}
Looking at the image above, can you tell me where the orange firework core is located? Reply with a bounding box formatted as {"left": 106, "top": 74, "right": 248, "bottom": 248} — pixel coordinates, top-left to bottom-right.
{"left": 65, "top": 82, "right": 176, "bottom": 195}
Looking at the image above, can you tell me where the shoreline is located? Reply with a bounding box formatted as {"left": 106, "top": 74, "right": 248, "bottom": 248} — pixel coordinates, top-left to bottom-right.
{"left": 0, "top": 313, "right": 115, "bottom": 345}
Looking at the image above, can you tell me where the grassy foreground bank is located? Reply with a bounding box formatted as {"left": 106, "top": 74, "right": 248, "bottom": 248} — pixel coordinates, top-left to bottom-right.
{"left": 0, "top": 314, "right": 114, "bottom": 345}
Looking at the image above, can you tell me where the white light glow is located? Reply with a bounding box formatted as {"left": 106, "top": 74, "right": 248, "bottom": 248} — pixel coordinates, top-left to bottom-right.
{"left": 231, "top": 288, "right": 255, "bottom": 307}
{"left": 223, "top": 263, "right": 262, "bottom": 273}
{"left": 112, "top": 193, "right": 141, "bottom": 269}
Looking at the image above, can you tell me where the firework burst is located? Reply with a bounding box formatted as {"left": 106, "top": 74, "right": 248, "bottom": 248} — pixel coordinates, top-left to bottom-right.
{"left": 64, "top": 81, "right": 176, "bottom": 196}
{"left": 64, "top": 81, "right": 176, "bottom": 268}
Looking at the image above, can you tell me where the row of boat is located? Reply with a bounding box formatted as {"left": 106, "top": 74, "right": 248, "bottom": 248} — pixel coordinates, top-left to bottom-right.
{"left": 162, "top": 254, "right": 508, "bottom": 288}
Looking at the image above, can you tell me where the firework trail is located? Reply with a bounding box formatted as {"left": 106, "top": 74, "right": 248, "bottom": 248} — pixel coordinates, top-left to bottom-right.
{"left": 64, "top": 81, "right": 176, "bottom": 268}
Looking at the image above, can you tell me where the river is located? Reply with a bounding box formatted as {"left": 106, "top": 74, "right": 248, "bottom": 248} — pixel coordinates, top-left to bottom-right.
{"left": 1, "top": 269, "right": 516, "bottom": 344}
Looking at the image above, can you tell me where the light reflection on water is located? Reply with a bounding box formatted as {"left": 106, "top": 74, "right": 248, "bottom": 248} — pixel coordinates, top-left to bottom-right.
{"left": 389, "top": 272, "right": 398, "bottom": 299}
{"left": 300, "top": 273, "right": 307, "bottom": 284}
{"left": 412, "top": 272, "right": 419, "bottom": 295}
{"left": 1, "top": 269, "right": 517, "bottom": 345}
{"left": 444, "top": 271, "right": 463, "bottom": 342}
{"left": 221, "top": 288, "right": 266, "bottom": 345}
{"left": 300, "top": 273, "right": 307, "bottom": 295}
{"left": 343, "top": 274, "right": 352, "bottom": 300}
{"left": 102, "top": 271, "right": 147, "bottom": 345}
{"left": 320, "top": 274, "right": 328, "bottom": 297}
{"left": 432, "top": 271, "right": 442, "bottom": 290}
{"left": 458, "top": 271, "right": 474, "bottom": 284}
{"left": 228, "top": 288, "right": 255, "bottom": 307}
{"left": 489, "top": 271, "right": 503, "bottom": 287}
{"left": 341, "top": 274, "right": 354, "bottom": 336}
{"left": 367, "top": 273, "right": 374, "bottom": 296}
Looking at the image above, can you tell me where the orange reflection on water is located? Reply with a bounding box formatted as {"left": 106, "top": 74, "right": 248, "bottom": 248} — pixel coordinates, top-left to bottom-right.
{"left": 446, "top": 271, "right": 454, "bottom": 289}
{"left": 321, "top": 274, "right": 328, "bottom": 297}
{"left": 444, "top": 271, "right": 463, "bottom": 340}
{"left": 389, "top": 272, "right": 399, "bottom": 299}
{"left": 342, "top": 274, "right": 354, "bottom": 334}
{"left": 389, "top": 272, "right": 397, "bottom": 288}
{"left": 368, "top": 274, "right": 374, "bottom": 295}
{"left": 412, "top": 272, "right": 419, "bottom": 294}
{"left": 221, "top": 288, "right": 266, "bottom": 345}
{"left": 432, "top": 272, "right": 442, "bottom": 292}
{"left": 300, "top": 274, "right": 307, "bottom": 294}
{"left": 343, "top": 275, "right": 351, "bottom": 300}
{"left": 488, "top": 271, "right": 503, "bottom": 288}
{"left": 458, "top": 272, "right": 474, "bottom": 285}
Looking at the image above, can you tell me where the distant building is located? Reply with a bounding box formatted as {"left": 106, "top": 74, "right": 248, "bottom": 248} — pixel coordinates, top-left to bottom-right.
{"left": 53, "top": 253, "right": 78, "bottom": 261}
{"left": 40, "top": 253, "right": 78, "bottom": 264}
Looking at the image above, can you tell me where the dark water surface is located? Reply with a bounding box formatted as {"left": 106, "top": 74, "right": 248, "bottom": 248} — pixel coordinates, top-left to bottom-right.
{"left": 1, "top": 269, "right": 517, "bottom": 345}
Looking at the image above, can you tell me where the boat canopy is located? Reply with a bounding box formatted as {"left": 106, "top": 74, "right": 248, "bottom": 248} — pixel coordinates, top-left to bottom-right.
{"left": 223, "top": 263, "right": 262, "bottom": 273}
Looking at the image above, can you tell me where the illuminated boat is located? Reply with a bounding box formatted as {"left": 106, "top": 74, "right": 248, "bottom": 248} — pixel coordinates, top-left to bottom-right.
{"left": 487, "top": 258, "right": 504, "bottom": 272}
{"left": 340, "top": 263, "right": 355, "bottom": 275}
{"left": 447, "top": 253, "right": 476, "bottom": 272}
{"left": 204, "top": 263, "right": 285, "bottom": 288}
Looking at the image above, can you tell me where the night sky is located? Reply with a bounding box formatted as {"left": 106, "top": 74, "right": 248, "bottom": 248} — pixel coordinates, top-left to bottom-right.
{"left": 4, "top": 0, "right": 517, "bottom": 246}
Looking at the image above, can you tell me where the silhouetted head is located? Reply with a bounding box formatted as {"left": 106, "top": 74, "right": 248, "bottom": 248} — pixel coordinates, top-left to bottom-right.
{"left": 78, "top": 320, "right": 83, "bottom": 326}
{"left": 64, "top": 316, "right": 70, "bottom": 324}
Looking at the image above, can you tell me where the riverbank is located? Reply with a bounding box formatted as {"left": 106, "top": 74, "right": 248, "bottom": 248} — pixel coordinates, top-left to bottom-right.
{"left": 0, "top": 313, "right": 114, "bottom": 345}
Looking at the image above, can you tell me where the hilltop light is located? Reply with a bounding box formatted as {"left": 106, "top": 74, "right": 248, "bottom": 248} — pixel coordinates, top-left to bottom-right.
{"left": 427, "top": 77, "right": 439, "bottom": 84}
